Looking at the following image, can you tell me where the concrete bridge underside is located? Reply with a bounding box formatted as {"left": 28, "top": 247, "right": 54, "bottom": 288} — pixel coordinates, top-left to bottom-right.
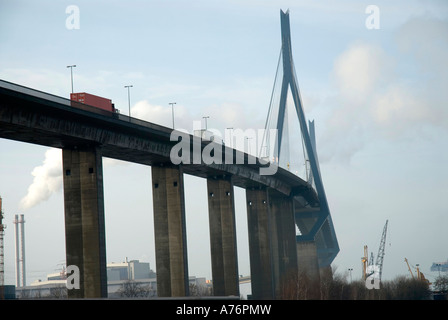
{"left": 0, "top": 80, "right": 337, "bottom": 299}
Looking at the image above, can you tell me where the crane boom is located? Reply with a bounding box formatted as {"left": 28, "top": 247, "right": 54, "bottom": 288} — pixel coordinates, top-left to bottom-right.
{"left": 405, "top": 258, "right": 414, "bottom": 279}
{"left": 362, "top": 245, "right": 368, "bottom": 280}
{"left": 375, "top": 220, "right": 388, "bottom": 281}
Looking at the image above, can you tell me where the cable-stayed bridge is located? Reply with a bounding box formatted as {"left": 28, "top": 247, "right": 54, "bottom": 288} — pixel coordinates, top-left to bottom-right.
{"left": 0, "top": 9, "right": 337, "bottom": 299}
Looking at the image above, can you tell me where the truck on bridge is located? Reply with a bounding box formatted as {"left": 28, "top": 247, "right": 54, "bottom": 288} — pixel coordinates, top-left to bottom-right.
{"left": 70, "top": 92, "right": 117, "bottom": 113}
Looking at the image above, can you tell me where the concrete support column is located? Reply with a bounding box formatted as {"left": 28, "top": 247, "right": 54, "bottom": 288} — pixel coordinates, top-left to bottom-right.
{"left": 246, "top": 188, "right": 274, "bottom": 300}
{"left": 297, "top": 241, "right": 320, "bottom": 281}
{"left": 151, "top": 165, "right": 189, "bottom": 297}
{"left": 207, "top": 177, "right": 239, "bottom": 297}
{"left": 267, "top": 190, "right": 298, "bottom": 298}
{"left": 62, "top": 147, "right": 107, "bottom": 298}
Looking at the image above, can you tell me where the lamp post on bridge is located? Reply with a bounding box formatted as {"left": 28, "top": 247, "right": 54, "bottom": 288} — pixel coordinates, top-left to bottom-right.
{"left": 124, "top": 85, "right": 133, "bottom": 118}
{"left": 226, "top": 127, "right": 233, "bottom": 148}
{"left": 169, "top": 102, "right": 176, "bottom": 129}
{"left": 67, "top": 65, "right": 76, "bottom": 94}
{"left": 246, "top": 137, "right": 252, "bottom": 155}
{"left": 202, "top": 116, "right": 210, "bottom": 131}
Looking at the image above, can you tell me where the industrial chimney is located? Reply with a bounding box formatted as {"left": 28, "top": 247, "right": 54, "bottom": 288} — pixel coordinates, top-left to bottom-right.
{"left": 13, "top": 214, "right": 26, "bottom": 287}
{"left": 0, "top": 196, "right": 5, "bottom": 288}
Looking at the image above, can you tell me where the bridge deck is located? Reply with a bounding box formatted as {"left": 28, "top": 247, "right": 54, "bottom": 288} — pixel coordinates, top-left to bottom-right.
{"left": 0, "top": 79, "right": 317, "bottom": 205}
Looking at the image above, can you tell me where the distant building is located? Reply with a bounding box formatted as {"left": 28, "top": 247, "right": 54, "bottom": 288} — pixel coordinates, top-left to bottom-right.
{"left": 14, "top": 259, "right": 211, "bottom": 299}
{"left": 431, "top": 260, "right": 448, "bottom": 273}
{"left": 107, "top": 258, "right": 156, "bottom": 281}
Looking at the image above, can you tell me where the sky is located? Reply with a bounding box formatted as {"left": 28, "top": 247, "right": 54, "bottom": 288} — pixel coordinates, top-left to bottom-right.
{"left": 0, "top": 0, "right": 447, "bottom": 289}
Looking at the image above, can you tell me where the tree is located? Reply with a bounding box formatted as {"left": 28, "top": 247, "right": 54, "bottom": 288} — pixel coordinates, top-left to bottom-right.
{"left": 118, "top": 280, "right": 152, "bottom": 298}
{"left": 48, "top": 285, "right": 68, "bottom": 299}
{"left": 433, "top": 274, "right": 448, "bottom": 292}
{"left": 189, "top": 283, "right": 212, "bottom": 297}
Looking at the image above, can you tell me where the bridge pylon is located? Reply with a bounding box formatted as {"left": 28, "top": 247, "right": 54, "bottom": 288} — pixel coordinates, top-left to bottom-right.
{"left": 251, "top": 10, "right": 339, "bottom": 299}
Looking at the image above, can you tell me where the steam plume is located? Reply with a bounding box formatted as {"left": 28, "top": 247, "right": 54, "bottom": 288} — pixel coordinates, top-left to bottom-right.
{"left": 20, "top": 148, "right": 62, "bottom": 210}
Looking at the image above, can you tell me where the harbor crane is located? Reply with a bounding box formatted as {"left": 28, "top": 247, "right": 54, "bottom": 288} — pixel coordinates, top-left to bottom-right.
{"left": 375, "top": 220, "right": 388, "bottom": 281}
{"left": 404, "top": 258, "right": 431, "bottom": 285}
{"left": 361, "top": 220, "right": 389, "bottom": 281}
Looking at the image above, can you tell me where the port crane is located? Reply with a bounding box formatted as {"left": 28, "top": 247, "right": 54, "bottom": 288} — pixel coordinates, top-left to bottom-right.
{"left": 362, "top": 245, "right": 369, "bottom": 280}
{"left": 375, "top": 220, "right": 388, "bottom": 281}
{"left": 404, "top": 258, "right": 431, "bottom": 285}
{"left": 361, "top": 220, "right": 389, "bottom": 281}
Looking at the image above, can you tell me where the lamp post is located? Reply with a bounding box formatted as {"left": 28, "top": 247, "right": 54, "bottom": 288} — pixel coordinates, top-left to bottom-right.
{"left": 246, "top": 137, "right": 252, "bottom": 154}
{"left": 202, "top": 116, "right": 210, "bottom": 131}
{"left": 226, "top": 127, "right": 233, "bottom": 148}
{"left": 67, "top": 65, "right": 76, "bottom": 93}
{"left": 169, "top": 102, "right": 176, "bottom": 129}
{"left": 124, "top": 85, "right": 133, "bottom": 118}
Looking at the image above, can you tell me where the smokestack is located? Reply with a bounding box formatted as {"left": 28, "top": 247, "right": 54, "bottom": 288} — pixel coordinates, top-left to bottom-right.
{"left": 20, "top": 214, "right": 26, "bottom": 287}
{"left": 13, "top": 214, "right": 26, "bottom": 287}
{"left": 14, "top": 215, "right": 20, "bottom": 287}
{"left": 0, "top": 196, "right": 5, "bottom": 288}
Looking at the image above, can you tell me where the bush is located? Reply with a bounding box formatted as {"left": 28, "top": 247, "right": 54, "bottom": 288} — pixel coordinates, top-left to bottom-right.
{"left": 280, "top": 268, "right": 432, "bottom": 300}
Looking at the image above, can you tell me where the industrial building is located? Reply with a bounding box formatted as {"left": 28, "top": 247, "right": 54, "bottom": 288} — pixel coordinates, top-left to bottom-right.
{"left": 13, "top": 259, "right": 209, "bottom": 299}
{"left": 107, "top": 258, "right": 155, "bottom": 281}
{"left": 431, "top": 260, "right": 448, "bottom": 273}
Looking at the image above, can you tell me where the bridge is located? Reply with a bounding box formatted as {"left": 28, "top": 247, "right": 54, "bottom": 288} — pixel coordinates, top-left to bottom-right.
{"left": 0, "top": 10, "right": 338, "bottom": 299}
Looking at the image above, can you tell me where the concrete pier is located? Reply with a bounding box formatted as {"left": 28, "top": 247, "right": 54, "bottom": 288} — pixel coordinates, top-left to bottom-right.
{"left": 297, "top": 240, "right": 320, "bottom": 281}
{"left": 246, "top": 188, "right": 298, "bottom": 299}
{"left": 151, "top": 165, "right": 189, "bottom": 297}
{"left": 246, "top": 188, "right": 274, "bottom": 299}
{"left": 268, "top": 190, "right": 298, "bottom": 297}
{"left": 62, "top": 147, "right": 107, "bottom": 298}
{"left": 207, "top": 177, "right": 239, "bottom": 297}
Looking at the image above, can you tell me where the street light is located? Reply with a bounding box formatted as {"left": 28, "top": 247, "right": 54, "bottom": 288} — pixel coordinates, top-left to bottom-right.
{"left": 202, "top": 116, "right": 210, "bottom": 131}
{"left": 124, "top": 85, "right": 133, "bottom": 118}
{"left": 169, "top": 102, "right": 176, "bottom": 129}
{"left": 226, "top": 127, "right": 233, "bottom": 148}
{"left": 66, "top": 65, "right": 76, "bottom": 93}
{"left": 246, "top": 137, "right": 252, "bottom": 154}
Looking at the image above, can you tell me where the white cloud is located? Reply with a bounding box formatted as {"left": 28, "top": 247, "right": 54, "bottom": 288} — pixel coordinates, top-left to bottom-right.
{"left": 371, "top": 83, "right": 428, "bottom": 129}
{"left": 130, "top": 97, "right": 261, "bottom": 135}
{"left": 332, "top": 43, "right": 392, "bottom": 101}
{"left": 1, "top": 68, "right": 69, "bottom": 97}
{"left": 131, "top": 100, "right": 195, "bottom": 130}
{"left": 319, "top": 14, "right": 448, "bottom": 163}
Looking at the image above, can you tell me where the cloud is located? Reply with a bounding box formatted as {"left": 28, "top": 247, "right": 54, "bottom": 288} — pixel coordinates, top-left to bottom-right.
{"left": 318, "top": 43, "right": 390, "bottom": 163}
{"left": 318, "top": 14, "right": 448, "bottom": 163}
{"left": 131, "top": 100, "right": 195, "bottom": 130}
{"left": 1, "top": 68, "right": 69, "bottom": 97}
{"left": 131, "top": 98, "right": 260, "bottom": 135}
{"left": 19, "top": 148, "right": 63, "bottom": 210}
{"left": 332, "top": 43, "right": 392, "bottom": 100}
